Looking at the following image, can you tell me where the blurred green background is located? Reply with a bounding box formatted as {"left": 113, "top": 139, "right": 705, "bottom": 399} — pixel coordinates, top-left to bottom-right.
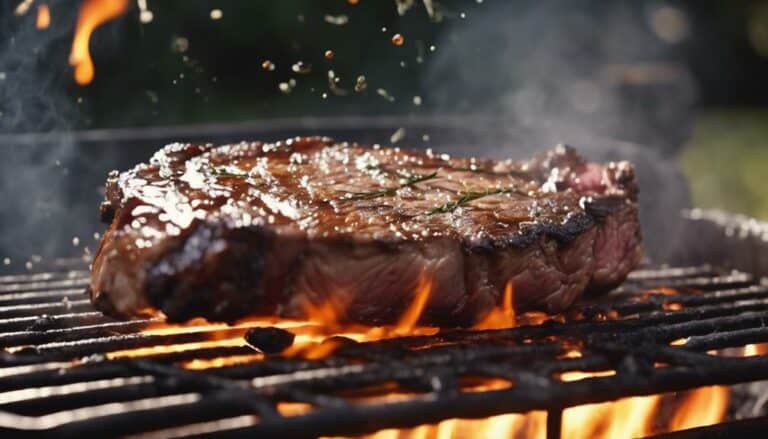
{"left": 681, "top": 109, "right": 768, "bottom": 219}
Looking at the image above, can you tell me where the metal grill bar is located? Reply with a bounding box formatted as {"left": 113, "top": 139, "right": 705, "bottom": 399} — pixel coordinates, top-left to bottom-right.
{"left": 0, "top": 265, "right": 767, "bottom": 438}
{"left": 0, "top": 312, "right": 123, "bottom": 333}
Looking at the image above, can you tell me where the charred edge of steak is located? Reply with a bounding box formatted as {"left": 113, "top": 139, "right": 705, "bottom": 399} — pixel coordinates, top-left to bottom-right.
{"left": 466, "top": 211, "right": 596, "bottom": 251}
{"left": 144, "top": 221, "right": 271, "bottom": 323}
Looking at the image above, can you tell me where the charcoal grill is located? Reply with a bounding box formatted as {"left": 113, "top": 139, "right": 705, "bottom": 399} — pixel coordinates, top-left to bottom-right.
{"left": 1, "top": 261, "right": 768, "bottom": 438}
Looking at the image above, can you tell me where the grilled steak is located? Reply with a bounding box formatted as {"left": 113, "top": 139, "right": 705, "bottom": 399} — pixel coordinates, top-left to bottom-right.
{"left": 89, "top": 137, "right": 641, "bottom": 326}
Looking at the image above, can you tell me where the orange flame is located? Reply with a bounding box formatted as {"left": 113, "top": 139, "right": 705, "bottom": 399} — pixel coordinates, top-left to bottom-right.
{"left": 670, "top": 385, "right": 729, "bottom": 431}
{"left": 474, "top": 280, "right": 515, "bottom": 330}
{"left": 114, "top": 278, "right": 732, "bottom": 437}
{"left": 36, "top": 4, "right": 50, "bottom": 29}
{"left": 394, "top": 272, "right": 433, "bottom": 335}
{"left": 562, "top": 395, "right": 662, "bottom": 438}
{"left": 354, "top": 386, "right": 727, "bottom": 439}
{"left": 69, "top": 0, "right": 130, "bottom": 85}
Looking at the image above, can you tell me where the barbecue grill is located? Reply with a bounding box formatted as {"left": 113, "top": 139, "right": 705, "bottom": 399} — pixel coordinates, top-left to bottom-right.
{"left": 2, "top": 119, "right": 767, "bottom": 438}
{"left": 1, "top": 261, "right": 768, "bottom": 438}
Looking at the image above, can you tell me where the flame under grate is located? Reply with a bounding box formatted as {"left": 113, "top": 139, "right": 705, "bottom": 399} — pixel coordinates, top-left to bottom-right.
{"left": 1, "top": 264, "right": 768, "bottom": 438}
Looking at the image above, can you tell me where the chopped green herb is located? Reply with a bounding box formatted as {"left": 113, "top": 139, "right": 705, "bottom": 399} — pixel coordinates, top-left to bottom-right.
{"left": 427, "top": 187, "right": 520, "bottom": 215}
{"left": 344, "top": 171, "right": 438, "bottom": 200}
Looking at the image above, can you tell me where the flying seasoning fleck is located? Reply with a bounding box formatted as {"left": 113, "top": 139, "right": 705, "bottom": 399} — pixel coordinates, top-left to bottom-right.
{"left": 327, "top": 70, "right": 349, "bottom": 96}
{"left": 210, "top": 9, "right": 223, "bottom": 20}
{"left": 2, "top": 258, "right": 10, "bottom": 266}
{"left": 72, "top": 236, "right": 80, "bottom": 247}
{"left": 291, "top": 61, "right": 312, "bottom": 74}
{"left": 278, "top": 82, "right": 292, "bottom": 94}
{"left": 354, "top": 75, "right": 368, "bottom": 92}
{"left": 395, "top": 0, "right": 438, "bottom": 20}
{"left": 324, "top": 50, "right": 335, "bottom": 60}
{"left": 36, "top": 4, "right": 50, "bottom": 29}
{"left": 348, "top": 0, "right": 359, "bottom": 4}
{"left": 14, "top": 0, "right": 33, "bottom": 16}
{"left": 377, "top": 88, "right": 395, "bottom": 102}
{"left": 324, "top": 14, "right": 349, "bottom": 26}
{"left": 138, "top": 0, "right": 153, "bottom": 23}
{"left": 171, "top": 36, "right": 189, "bottom": 53}
{"left": 391, "top": 33, "right": 405, "bottom": 46}
{"left": 262, "top": 60, "right": 275, "bottom": 71}
{"left": 390, "top": 127, "right": 406, "bottom": 144}
{"left": 413, "top": 95, "right": 422, "bottom": 106}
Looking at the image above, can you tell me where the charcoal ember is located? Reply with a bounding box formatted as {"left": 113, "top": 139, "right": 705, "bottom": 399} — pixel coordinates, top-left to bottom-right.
{"left": 245, "top": 327, "right": 295, "bottom": 354}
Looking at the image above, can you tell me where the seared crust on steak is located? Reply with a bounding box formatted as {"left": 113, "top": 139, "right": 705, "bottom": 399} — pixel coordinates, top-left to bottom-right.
{"left": 89, "top": 137, "right": 641, "bottom": 326}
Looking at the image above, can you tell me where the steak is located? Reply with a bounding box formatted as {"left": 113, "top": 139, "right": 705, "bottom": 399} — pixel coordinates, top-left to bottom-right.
{"left": 89, "top": 137, "right": 641, "bottom": 326}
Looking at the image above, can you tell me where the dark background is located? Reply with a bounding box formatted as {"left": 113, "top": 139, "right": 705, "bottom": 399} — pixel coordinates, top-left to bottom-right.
{"left": 1, "top": 0, "right": 767, "bottom": 130}
{"left": 1, "top": 0, "right": 767, "bottom": 266}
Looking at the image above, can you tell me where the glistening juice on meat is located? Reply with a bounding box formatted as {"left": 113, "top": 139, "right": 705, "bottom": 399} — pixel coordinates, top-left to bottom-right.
{"left": 89, "top": 138, "right": 642, "bottom": 326}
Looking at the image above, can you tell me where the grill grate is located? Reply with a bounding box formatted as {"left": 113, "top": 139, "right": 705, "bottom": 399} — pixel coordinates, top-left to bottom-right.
{"left": 1, "top": 264, "right": 768, "bottom": 438}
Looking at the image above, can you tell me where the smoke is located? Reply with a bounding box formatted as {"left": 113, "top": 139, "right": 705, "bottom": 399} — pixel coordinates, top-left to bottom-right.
{"left": 424, "top": 0, "right": 698, "bottom": 261}
{"left": 0, "top": 2, "right": 77, "bottom": 133}
{"left": 0, "top": 2, "right": 101, "bottom": 268}
{"left": 426, "top": 0, "right": 697, "bottom": 153}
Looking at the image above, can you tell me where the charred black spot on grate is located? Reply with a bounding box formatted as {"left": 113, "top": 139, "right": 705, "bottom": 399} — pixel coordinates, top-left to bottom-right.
{"left": 244, "top": 327, "right": 295, "bottom": 354}
{"left": 1, "top": 262, "right": 768, "bottom": 438}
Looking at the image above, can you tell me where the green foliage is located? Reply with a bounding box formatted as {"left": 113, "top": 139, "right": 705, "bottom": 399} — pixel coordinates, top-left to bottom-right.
{"left": 680, "top": 109, "right": 768, "bottom": 219}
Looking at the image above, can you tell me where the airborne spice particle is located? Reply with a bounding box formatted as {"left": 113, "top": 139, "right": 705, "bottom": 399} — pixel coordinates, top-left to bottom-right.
{"left": 36, "top": 4, "right": 51, "bottom": 29}
{"left": 390, "top": 128, "right": 406, "bottom": 144}
{"left": 324, "top": 50, "right": 335, "bottom": 60}
{"left": 354, "top": 75, "right": 367, "bottom": 92}
{"left": 14, "top": 0, "right": 34, "bottom": 16}
{"left": 377, "top": 88, "right": 395, "bottom": 102}
{"left": 262, "top": 60, "right": 275, "bottom": 71}
{"left": 324, "top": 14, "right": 349, "bottom": 26}
{"left": 291, "top": 61, "right": 312, "bottom": 74}
{"left": 138, "top": 0, "right": 153, "bottom": 23}
{"left": 327, "top": 70, "right": 349, "bottom": 96}
{"left": 391, "top": 33, "right": 405, "bottom": 46}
